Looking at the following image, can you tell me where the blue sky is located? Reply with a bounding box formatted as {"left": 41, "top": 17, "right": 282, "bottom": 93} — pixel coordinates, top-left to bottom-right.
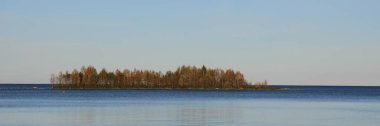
{"left": 1, "top": 0, "right": 379, "bottom": 85}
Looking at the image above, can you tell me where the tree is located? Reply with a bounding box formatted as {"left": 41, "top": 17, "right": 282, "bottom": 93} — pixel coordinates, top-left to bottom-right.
{"left": 51, "top": 65, "right": 260, "bottom": 90}
{"left": 72, "top": 69, "right": 80, "bottom": 87}
{"left": 82, "top": 66, "right": 97, "bottom": 87}
{"left": 98, "top": 68, "right": 108, "bottom": 87}
{"left": 115, "top": 69, "right": 124, "bottom": 87}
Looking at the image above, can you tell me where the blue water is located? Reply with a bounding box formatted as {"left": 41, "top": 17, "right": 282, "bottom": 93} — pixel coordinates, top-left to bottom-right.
{"left": 1, "top": 84, "right": 379, "bottom": 126}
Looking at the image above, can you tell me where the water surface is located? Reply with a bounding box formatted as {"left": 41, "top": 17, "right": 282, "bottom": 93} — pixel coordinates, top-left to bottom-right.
{"left": 0, "top": 84, "right": 379, "bottom": 126}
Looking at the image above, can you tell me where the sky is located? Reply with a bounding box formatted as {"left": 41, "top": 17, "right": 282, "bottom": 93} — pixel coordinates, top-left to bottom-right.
{"left": 0, "top": 0, "right": 379, "bottom": 85}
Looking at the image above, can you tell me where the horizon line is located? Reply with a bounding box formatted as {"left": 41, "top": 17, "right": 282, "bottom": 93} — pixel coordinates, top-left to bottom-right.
{"left": 0, "top": 83, "right": 379, "bottom": 87}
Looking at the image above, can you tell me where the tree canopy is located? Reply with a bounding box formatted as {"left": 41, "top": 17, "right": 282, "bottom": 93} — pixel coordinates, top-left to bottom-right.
{"left": 51, "top": 65, "right": 268, "bottom": 89}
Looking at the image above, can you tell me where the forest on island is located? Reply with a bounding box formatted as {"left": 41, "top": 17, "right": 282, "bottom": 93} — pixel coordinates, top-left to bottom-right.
{"left": 50, "top": 65, "right": 269, "bottom": 89}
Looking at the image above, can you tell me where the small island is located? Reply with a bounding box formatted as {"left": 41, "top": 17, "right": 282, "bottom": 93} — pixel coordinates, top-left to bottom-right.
{"left": 50, "top": 65, "right": 274, "bottom": 90}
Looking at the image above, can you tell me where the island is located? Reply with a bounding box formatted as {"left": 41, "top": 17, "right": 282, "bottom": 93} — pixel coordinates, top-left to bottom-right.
{"left": 50, "top": 65, "right": 275, "bottom": 90}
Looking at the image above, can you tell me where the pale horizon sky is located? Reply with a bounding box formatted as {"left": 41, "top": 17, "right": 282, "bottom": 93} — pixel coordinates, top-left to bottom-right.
{"left": 1, "top": 0, "right": 379, "bottom": 85}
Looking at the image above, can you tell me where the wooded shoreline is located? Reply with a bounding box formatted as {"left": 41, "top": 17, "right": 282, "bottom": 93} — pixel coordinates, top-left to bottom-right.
{"left": 51, "top": 86, "right": 279, "bottom": 90}
{"left": 51, "top": 65, "right": 273, "bottom": 90}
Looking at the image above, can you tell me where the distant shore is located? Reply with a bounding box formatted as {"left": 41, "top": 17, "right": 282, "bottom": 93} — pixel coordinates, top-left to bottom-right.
{"left": 50, "top": 65, "right": 273, "bottom": 91}
{"left": 51, "top": 86, "right": 280, "bottom": 90}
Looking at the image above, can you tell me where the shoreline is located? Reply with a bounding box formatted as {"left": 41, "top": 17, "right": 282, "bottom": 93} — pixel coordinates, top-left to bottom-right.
{"left": 51, "top": 87, "right": 281, "bottom": 91}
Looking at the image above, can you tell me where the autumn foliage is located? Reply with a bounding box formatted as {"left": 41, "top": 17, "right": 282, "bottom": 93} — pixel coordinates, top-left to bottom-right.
{"left": 51, "top": 65, "right": 268, "bottom": 89}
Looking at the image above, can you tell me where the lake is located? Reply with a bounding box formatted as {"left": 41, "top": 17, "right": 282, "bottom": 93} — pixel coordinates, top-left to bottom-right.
{"left": 0, "top": 84, "right": 379, "bottom": 126}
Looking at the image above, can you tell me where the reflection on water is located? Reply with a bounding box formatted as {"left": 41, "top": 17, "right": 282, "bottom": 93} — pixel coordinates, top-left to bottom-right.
{"left": 0, "top": 84, "right": 380, "bottom": 126}
{"left": 1, "top": 100, "right": 380, "bottom": 126}
{"left": 175, "top": 106, "right": 242, "bottom": 125}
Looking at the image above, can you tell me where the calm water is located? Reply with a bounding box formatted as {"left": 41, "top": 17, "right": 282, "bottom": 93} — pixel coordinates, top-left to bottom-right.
{"left": 0, "top": 84, "right": 379, "bottom": 126}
